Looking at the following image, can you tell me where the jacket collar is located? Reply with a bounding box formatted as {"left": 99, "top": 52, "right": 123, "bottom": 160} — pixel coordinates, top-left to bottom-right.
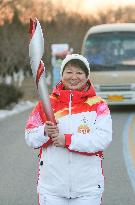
{"left": 52, "top": 80, "right": 96, "bottom": 103}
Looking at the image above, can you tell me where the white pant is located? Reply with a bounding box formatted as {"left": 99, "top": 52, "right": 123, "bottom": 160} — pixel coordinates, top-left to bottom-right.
{"left": 38, "top": 194, "right": 102, "bottom": 205}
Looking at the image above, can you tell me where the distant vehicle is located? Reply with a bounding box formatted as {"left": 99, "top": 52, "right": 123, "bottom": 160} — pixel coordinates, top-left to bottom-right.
{"left": 81, "top": 23, "right": 135, "bottom": 105}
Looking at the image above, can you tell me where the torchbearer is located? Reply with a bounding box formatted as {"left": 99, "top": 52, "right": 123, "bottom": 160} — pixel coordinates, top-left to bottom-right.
{"left": 29, "top": 18, "right": 56, "bottom": 123}
{"left": 25, "top": 19, "right": 112, "bottom": 205}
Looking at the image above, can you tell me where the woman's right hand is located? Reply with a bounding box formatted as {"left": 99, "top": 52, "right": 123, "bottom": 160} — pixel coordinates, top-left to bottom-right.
{"left": 45, "top": 121, "right": 59, "bottom": 137}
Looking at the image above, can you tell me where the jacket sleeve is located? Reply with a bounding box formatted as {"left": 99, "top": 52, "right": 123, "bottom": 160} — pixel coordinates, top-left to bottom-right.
{"left": 65, "top": 102, "right": 112, "bottom": 154}
{"left": 25, "top": 102, "right": 51, "bottom": 149}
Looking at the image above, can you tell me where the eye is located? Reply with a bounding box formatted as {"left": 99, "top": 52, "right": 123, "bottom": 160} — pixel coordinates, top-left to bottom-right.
{"left": 77, "top": 72, "right": 83, "bottom": 74}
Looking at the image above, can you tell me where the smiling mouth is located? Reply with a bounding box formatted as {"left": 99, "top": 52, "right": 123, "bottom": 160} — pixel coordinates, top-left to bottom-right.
{"left": 70, "top": 82, "right": 79, "bottom": 85}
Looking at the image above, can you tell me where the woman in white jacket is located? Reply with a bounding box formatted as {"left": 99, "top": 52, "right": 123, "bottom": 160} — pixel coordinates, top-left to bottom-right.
{"left": 25, "top": 54, "right": 112, "bottom": 205}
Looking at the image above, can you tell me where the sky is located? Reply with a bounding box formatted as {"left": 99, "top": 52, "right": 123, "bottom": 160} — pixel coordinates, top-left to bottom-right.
{"left": 52, "top": 0, "right": 135, "bottom": 14}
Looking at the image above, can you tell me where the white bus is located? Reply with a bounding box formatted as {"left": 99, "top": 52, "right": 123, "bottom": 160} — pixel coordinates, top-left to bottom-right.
{"left": 81, "top": 23, "right": 135, "bottom": 105}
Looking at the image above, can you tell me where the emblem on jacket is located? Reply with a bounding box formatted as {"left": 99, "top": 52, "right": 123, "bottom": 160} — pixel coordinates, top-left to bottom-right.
{"left": 78, "top": 117, "right": 90, "bottom": 134}
{"left": 78, "top": 124, "right": 90, "bottom": 134}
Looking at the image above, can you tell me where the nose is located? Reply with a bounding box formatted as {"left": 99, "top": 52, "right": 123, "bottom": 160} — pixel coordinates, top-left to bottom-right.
{"left": 71, "top": 73, "right": 78, "bottom": 79}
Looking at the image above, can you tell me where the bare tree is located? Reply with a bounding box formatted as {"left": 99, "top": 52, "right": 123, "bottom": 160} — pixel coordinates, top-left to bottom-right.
{"left": 0, "top": 2, "right": 135, "bottom": 77}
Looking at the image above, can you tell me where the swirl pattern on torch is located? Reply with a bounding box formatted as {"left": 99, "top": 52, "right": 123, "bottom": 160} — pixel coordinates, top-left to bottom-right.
{"left": 29, "top": 19, "right": 44, "bottom": 82}
{"left": 29, "top": 18, "right": 56, "bottom": 123}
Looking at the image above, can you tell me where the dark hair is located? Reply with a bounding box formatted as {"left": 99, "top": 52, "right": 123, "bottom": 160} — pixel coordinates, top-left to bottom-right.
{"left": 63, "top": 59, "right": 89, "bottom": 77}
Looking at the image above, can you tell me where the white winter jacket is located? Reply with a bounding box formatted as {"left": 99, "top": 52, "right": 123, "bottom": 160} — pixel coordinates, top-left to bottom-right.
{"left": 25, "top": 81, "right": 112, "bottom": 198}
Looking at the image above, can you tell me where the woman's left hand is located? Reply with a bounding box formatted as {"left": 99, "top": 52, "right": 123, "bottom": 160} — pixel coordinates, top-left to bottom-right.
{"left": 51, "top": 133, "right": 65, "bottom": 147}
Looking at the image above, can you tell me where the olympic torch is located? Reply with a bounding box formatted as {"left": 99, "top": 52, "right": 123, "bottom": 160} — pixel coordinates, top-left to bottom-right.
{"left": 29, "top": 18, "right": 56, "bottom": 123}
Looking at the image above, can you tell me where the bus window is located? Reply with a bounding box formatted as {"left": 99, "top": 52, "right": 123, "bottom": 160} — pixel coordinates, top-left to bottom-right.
{"left": 82, "top": 32, "right": 135, "bottom": 69}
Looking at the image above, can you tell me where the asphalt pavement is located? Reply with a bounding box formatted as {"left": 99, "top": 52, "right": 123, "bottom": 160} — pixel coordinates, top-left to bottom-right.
{"left": 0, "top": 109, "right": 38, "bottom": 205}
{"left": 102, "top": 106, "right": 135, "bottom": 205}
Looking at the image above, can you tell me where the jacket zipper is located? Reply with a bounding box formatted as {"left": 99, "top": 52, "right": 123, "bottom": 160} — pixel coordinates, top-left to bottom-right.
{"left": 69, "top": 92, "right": 73, "bottom": 115}
{"left": 68, "top": 92, "right": 73, "bottom": 197}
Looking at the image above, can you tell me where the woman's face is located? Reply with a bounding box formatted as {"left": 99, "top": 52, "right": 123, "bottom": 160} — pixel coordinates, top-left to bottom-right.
{"left": 62, "top": 64, "right": 88, "bottom": 90}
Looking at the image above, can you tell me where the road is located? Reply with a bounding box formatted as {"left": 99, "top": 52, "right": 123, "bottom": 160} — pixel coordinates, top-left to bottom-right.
{"left": 103, "top": 106, "right": 135, "bottom": 205}
{"left": 0, "top": 106, "right": 135, "bottom": 204}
